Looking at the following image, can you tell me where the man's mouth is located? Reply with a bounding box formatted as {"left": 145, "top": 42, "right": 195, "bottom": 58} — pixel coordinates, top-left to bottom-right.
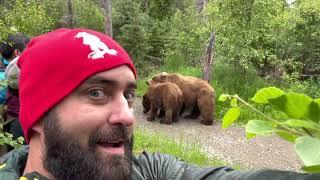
{"left": 97, "top": 140, "right": 125, "bottom": 155}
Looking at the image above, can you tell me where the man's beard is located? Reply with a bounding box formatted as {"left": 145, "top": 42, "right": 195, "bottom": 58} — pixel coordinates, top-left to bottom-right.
{"left": 42, "top": 110, "right": 133, "bottom": 180}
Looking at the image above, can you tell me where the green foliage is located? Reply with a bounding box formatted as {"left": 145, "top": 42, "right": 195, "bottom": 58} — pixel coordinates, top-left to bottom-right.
{"left": 136, "top": 79, "right": 149, "bottom": 97}
{"left": 148, "top": 0, "right": 173, "bottom": 20}
{"left": 113, "top": 0, "right": 150, "bottom": 76}
{"left": 73, "top": 0, "right": 104, "bottom": 31}
{"left": 164, "top": 6, "right": 207, "bottom": 66}
{"left": 0, "top": 132, "right": 24, "bottom": 149}
{"left": 219, "top": 87, "right": 320, "bottom": 172}
{"left": 293, "top": 0, "right": 320, "bottom": 75}
{"left": 3, "top": 0, "right": 54, "bottom": 36}
{"left": 163, "top": 53, "right": 186, "bottom": 72}
{"left": 295, "top": 136, "right": 320, "bottom": 168}
{"left": 213, "top": 62, "right": 268, "bottom": 101}
{"left": 0, "top": 80, "right": 24, "bottom": 149}
{"left": 41, "top": 0, "right": 65, "bottom": 27}
{"left": 221, "top": 107, "right": 240, "bottom": 129}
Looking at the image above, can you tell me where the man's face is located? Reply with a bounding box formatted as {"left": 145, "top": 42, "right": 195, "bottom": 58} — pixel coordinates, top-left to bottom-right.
{"left": 42, "top": 65, "right": 136, "bottom": 180}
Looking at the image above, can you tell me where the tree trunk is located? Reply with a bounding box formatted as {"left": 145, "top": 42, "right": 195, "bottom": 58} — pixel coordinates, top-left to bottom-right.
{"left": 100, "top": 0, "right": 113, "bottom": 37}
{"left": 144, "top": 0, "right": 149, "bottom": 13}
{"left": 202, "top": 32, "right": 215, "bottom": 83}
{"left": 196, "top": 0, "right": 208, "bottom": 13}
{"left": 67, "top": 0, "right": 74, "bottom": 28}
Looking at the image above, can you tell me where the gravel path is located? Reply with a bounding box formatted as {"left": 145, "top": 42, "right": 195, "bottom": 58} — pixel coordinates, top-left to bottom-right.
{"left": 133, "top": 97, "right": 303, "bottom": 172}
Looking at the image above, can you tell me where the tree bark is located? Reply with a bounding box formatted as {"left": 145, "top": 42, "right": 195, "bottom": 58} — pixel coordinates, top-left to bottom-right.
{"left": 144, "top": 0, "right": 149, "bottom": 13}
{"left": 100, "top": 0, "right": 113, "bottom": 37}
{"left": 202, "top": 32, "right": 215, "bottom": 83}
{"left": 196, "top": 0, "right": 208, "bottom": 13}
{"left": 67, "top": 0, "right": 74, "bottom": 28}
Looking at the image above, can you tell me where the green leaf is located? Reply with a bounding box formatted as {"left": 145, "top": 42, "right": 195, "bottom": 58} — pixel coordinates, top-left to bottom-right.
{"left": 269, "top": 93, "right": 312, "bottom": 119}
{"left": 295, "top": 136, "right": 320, "bottom": 166}
{"left": 246, "top": 132, "right": 256, "bottom": 139}
{"left": 222, "top": 107, "right": 240, "bottom": 129}
{"left": 218, "top": 94, "right": 229, "bottom": 102}
{"left": 251, "top": 87, "right": 284, "bottom": 104}
{"left": 280, "top": 119, "right": 320, "bottom": 132}
{"left": 245, "top": 120, "right": 275, "bottom": 136}
{"left": 286, "top": 93, "right": 313, "bottom": 119}
{"left": 230, "top": 98, "right": 238, "bottom": 107}
{"left": 275, "top": 130, "right": 297, "bottom": 143}
{"left": 302, "top": 164, "right": 320, "bottom": 173}
{"left": 307, "top": 100, "right": 320, "bottom": 122}
{"left": 268, "top": 95, "right": 287, "bottom": 112}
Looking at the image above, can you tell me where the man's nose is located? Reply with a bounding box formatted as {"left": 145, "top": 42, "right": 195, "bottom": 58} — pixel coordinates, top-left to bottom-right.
{"left": 108, "top": 94, "right": 135, "bottom": 126}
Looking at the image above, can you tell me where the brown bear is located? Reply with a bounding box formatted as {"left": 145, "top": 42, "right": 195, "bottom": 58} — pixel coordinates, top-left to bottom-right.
{"left": 142, "top": 82, "right": 183, "bottom": 125}
{"left": 147, "top": 72, "right": 215, "bottom": 125}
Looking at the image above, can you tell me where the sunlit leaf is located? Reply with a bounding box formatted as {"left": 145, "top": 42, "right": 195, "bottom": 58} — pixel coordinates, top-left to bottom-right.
{"left": 269, "top": 93, "right": 312, "bottom": 119}
{"left": 230, "top": 98, "right": 238, "bottom": 107}
{"left": 275, "top": 130, "right": 297, "bottom": 143}
{"left": 218, "top": 94, "right": 229, "bottom": 102}
{"left": 222, "top": 107, "right": 240, "bottom": 129}
{"left": 302, "top": 164, "right": 320, "bottom": 173}
{"left": 280, "top": 119, "right": 320, "bottom": 132}
{"left": 246, "top": 132, "right": 256, "bottom": 139}
{"left": 245, "top": 120, "right": 275, "bottom": 136}
{"left": 251, "top": 87, "right": 284, "bottom": 104}
{"left": 295, "top": 136, "right": 320, "bottom": 166}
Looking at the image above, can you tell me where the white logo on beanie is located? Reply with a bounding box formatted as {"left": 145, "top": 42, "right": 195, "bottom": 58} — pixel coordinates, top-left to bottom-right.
{"left": 75, "top": 32, "right": 117, "bottom": 59}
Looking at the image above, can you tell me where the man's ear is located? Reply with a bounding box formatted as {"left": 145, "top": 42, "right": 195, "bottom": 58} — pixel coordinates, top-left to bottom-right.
{"left": 32, "top": 120, "right": 44, "bottom": 135}
{"left": 13, "top": 49, "right": 22, "bottom": 57}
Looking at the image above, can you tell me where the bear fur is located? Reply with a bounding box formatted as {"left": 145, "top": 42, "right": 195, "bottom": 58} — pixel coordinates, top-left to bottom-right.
{"left": 147, "top": 72, "right": 215, "bottom": 125}
{"left": 142, "top": 82, "right": 183, "bottom": 125}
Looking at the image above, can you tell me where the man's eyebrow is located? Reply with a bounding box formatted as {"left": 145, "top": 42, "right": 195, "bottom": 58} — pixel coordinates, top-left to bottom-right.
{"left": 84, "top": 76, "right": 137, "bottom": 89}
{"left": 127, "top": 81, "right": 137, "bottom": 89}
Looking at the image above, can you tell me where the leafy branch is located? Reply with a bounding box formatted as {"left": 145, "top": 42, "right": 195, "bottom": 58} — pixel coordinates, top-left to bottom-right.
{"left": 219, "top": 87, "right": 320, "bottom": 173}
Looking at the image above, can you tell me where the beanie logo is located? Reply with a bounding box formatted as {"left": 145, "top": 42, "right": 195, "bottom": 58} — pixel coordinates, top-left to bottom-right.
{"left": 75, "top": 32, "right": 117, "bottom": 59}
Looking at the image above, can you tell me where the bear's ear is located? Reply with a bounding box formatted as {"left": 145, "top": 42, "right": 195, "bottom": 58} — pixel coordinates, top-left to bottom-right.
{"left": 160, "top": 72, "right": 168, "bottom": 76}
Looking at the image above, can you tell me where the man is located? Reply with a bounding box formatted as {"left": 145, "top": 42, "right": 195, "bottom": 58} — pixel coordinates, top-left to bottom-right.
{"left": 0, "top": 33, "right": 29, "bottom": 145}
{"left": 0, "top": 28, "right": 318, "bottom": 180}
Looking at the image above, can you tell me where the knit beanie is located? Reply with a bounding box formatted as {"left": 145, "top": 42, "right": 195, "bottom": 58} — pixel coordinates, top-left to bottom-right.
{"left": 18, "top": 28, "right": 137, "bottom": 142}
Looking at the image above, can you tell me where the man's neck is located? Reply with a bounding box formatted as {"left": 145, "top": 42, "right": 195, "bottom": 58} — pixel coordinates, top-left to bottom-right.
{"left": 23, "top": 136, "right": 54, "bottom": 179}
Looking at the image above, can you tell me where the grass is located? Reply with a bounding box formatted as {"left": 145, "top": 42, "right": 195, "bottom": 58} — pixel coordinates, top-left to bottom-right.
{"left": 133, "top": 128, "right": 245, "bottom": 169}
{"left": 136, "top": 60, "right": 269, "bottom": 123}
{"left": 136, "top": 55, "right": 320, "bottom": 124}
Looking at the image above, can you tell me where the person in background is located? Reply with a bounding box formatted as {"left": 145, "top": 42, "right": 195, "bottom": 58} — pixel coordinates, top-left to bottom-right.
{"left": 0, "top": 28, "right": 318, "bottom": 180}
{"left": 0, "top": 33, "right": 29, "bottom": 147}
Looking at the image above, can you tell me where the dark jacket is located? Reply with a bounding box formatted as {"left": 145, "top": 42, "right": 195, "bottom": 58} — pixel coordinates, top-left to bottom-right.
{"left": 5, "top": 87, "right": 19, "bottom": 117}
{"left": 0, "top": 146, "right": 319, "bottom": 180}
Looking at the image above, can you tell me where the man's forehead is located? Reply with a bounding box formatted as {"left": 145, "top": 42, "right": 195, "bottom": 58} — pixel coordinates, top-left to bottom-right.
{"left": 83, "top": 73, "right": 136, "bottom": 89}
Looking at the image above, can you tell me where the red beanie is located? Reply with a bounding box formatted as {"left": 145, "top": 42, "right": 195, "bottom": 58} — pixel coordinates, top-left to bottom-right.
{"left": 18, "top": 28, "right": 137, "bottom": 142}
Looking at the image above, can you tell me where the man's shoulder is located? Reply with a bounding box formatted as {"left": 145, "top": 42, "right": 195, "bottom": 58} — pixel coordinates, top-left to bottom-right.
{"left": 0, "top": 146, "right": 29, "bottom": 180}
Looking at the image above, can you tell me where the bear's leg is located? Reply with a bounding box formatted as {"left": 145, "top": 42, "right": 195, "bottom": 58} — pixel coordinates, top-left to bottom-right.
{"left": 172, "top": 102, "right": 182, "bottom": 122}
{"left": 160, "top": 109, "right": 173, "bottom": 125}
{"left": 158, "top": 108, "right": 165, "bottom": 118}
{"left": 181, "top": 103, "right": 194, "bottom": 118}
{"left": 185, "top": 105, "right": 200, "bottom": 119}
{"left": 197, "top": 96, "right": 215, "bottom": 125}
{"left": 172, "top": 111, "right": 179, "bottom": 122}
{"left": 147, "top": 104, "right": 157, "bottom": 122}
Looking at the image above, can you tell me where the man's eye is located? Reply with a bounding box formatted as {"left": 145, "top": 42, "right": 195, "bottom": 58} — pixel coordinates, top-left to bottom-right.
{"left": 89, "top": 89, "right": 106, "bottom": 98}
{"left": 124, "top": 92, "right": 135, "bottom": 100}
